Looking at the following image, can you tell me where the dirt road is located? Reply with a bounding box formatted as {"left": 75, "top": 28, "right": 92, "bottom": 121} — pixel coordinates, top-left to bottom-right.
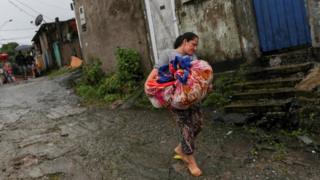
{"left": 0, "top": 73, "right": 319, "bottom": 179}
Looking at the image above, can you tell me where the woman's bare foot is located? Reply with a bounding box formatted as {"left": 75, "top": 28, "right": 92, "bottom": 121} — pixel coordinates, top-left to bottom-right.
{"left": 174, "top": 144, "right": 202, "bottom": 176}
{"left": 174, "top": 144, "right": 189, "bottom": 163}
{"left": 185, "top": 155, "right": 202, "bottom": 176}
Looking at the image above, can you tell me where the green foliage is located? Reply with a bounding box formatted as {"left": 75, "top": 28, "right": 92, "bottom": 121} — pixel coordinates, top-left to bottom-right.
{"left": 280, "top": 128, "right": 306, "bottom": 137}
{"left": 244, "top": 124, "right": 293, "bottom": 162}
{"left": 202, "top": 92, "right": 229, "bottom": 107}
{"left": 0, "top": 42, "right": 19, "bottom": 62}
{"left": 116, "top": 48, "right": 143, "bottom": 83}
{"left": 246, "top": 126, "right": 258, "bottom": 135}
{"left": 103, "top": 94, "right": 121, "bottom": 103}
{"left": 202, "top": 73, "right": 240, "bottom": 108}
{"left": 250, "top": 147, "right": 259, "bottom": 157}
{"left": 0, "top": 42, "right": 19, "bottom": 55}
{"left": 97, "top": 74, "right": 122, "bottom": 95}
{"left": 202, "top": 64, "right": 248, "bottom": 108}
{"left": 272, "top": 142, "right": 287, "bottom": 161}
{"left": 297, "top": 107, "right": 320, "bottom": 132}
{"left": 82, "top": 58, "right": 105, "bottom": 86}
{"left": 47, "top": 66, "right": 74, "bottom": 79}
{"left": 75, "top": 84, "right": 99, "bottom": 99}
{"left": 75, "top": 48, "right": 144, "bottom": 105}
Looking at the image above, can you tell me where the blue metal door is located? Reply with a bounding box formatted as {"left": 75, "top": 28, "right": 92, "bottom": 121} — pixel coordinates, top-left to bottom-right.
{"left": 253, "top": 0, "right": 311, "bottom": 52}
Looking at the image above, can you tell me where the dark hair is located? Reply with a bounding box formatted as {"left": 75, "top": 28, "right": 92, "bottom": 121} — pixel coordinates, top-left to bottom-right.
{"left": 173, "top": 32, "right": 198, "bottom": 49}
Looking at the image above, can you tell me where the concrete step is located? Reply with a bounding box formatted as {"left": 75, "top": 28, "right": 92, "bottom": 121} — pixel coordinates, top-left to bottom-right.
{"left": 224, "top": 100, "right": 290, "bottom": 114}
{"left": 232, "top": 77, "right": 302, "bottom": 92}
{"left": 245, "top": 62, "right": 314, "bottom": 80}
{"left": 259, "top": 48, "right": 314, "bottom": 67}
{"left": 231, "top": 88, "right": 316, "bottom": 101}
{"left": 224, "top": 97, "right": 318, "bottom": 114}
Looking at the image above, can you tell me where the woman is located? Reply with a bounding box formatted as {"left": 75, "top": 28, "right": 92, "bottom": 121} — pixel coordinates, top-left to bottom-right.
{"left": 146, "top": 32, "right": 203, "bottom": 176}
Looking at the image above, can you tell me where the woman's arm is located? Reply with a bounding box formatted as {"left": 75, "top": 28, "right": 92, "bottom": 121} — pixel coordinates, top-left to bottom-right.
{"left": 146, "top": 68, "right": 158, "bottom": 82}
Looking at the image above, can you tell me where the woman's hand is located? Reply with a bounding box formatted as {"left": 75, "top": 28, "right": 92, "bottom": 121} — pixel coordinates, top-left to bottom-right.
{"left": 146, "top": 68, "right": 158, "bottom": 82}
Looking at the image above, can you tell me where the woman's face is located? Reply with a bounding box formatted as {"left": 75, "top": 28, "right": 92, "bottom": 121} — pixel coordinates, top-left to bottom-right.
{"left": 182, "top": 38, "right": 198, "bottom": 55}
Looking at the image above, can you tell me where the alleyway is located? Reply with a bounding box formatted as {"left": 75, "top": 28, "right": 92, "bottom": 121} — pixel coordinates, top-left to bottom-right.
{"left": 0, "top": 73, "right": 319, "bottom": 180}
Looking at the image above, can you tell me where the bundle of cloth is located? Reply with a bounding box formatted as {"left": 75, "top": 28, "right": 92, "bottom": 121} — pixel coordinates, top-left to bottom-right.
{"left": 145, "top": 56, "right": 213, "bottom": 109}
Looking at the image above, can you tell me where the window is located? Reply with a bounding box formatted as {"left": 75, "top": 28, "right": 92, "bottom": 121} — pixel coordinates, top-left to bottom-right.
{"left": 79, "top": 6, "right": 87, "bottom": 32}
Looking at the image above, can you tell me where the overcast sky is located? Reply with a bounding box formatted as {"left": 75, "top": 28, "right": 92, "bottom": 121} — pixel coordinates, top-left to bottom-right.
{"left": 0, "top": 0, "right": 74, "bottom": 47}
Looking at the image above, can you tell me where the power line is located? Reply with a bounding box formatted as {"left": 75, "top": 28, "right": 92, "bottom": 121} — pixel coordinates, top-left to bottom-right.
{"left": 8, "top": 0, "right": 36, "bottom": 19}
{"left": 25, "top": 0, "right": 69, "bottom": 10}
{"left": 14, "top": 0, "right": 54, "bottom": 21}
{"left": 0, "top": 36, "right": 32, "bottom": 41}
{"left": 14, "top": 0, "right": 42, "bottom": 15}
{"left": 0, "top": 28, "right": 37, "bottom": 32}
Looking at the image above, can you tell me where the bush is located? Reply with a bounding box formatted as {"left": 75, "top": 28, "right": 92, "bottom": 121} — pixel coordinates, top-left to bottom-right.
{"left": 97, "top": 74, "right": 122, "bottom": 95}
{"left": 103, "top": 94, "right": 121, "bottom": 103}
{"left": 82, "top": 58, "right": 105, "bottom": 86}
{"left": 75, "top": 48, "right": 144, "bottom": 105}
{"left": 116, "top": 48, "right": 143, "bottom": 83}
{"left": 76, "top": 84, "right": 99, "bottom": 99}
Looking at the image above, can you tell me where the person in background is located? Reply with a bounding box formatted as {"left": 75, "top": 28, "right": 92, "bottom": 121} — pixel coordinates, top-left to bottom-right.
{"left": 26, "top": 53, "right": 36, "bottom": 78}
{"left": 34, "top": 55, "right": 43, "bottom": 77}
{"left": 15, "top": 51, "right": 27, "bottom": 80}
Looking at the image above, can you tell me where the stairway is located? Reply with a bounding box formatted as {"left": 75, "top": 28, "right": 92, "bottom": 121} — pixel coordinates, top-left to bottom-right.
{"left": 223, "top": 60, "right": 320, "bottom": 127}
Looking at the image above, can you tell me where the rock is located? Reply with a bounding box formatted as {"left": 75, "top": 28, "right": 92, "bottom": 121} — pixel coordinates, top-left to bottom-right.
{"left": 297, "top": 135, "right": 314, "bottom": 145}
{"left": 269, "top": 56, "right": 282, "bottom": 67}
{"left": 226, "top": 130, "right": 233, "bottom": 136}
{"left": 28, "top": 167, "right": 43, "bottom": 178}
{"left": 60, "top": 132, "right": 69, "bottom": 137}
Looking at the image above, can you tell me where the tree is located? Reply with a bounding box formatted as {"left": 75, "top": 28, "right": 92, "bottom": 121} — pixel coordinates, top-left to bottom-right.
{"left": 0, "top": 42, "right": 19, "bottom": 62}
{"left": 0, "top": 42, "right": 19, "bottom": 55}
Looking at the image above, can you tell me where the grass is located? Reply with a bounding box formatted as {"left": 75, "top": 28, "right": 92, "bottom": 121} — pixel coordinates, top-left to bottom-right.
{"left": 47, "top": 66, "right": 77, "bottom": 79}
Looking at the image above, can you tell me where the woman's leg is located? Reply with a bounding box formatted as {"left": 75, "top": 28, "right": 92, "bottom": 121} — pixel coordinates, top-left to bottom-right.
{"left": 190, "top": 105, "right": 203, "bottom": 138}
{"left": 172, "top": 107, "right": 203, "bottom": 176}
{"left": 172, "top": 108, "right": 195, "bottom": 155}
{"left": 173, "top": 105, "right": 203, "bottom": 155}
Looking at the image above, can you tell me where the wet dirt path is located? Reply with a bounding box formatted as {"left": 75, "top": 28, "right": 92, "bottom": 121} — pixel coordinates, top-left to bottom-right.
{"left": 0, "top": 74, "right": 319, "bottom": 179}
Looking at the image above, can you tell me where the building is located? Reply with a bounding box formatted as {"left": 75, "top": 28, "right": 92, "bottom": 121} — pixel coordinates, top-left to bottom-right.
{"left": 32, "top": 18, "right": 82, "bottom": 71}
{"left": 73, "top": 0, "right": 320, "bottom": 73}
{"left": 72, "top": 0, "right": 152, "bottom": 73}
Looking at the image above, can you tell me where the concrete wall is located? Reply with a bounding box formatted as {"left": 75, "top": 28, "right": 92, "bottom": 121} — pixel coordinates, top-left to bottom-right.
{"left": 73, "top": 0, "right": 152, "bottom": 73}
{"left": 308, "top": 0, "right": 320, "bottom": 47}
{"left": 176, "top": 0, "right": 243, "bottom": 65}
{"left": 234, "top": 0, "right": 261, "bottom": 62}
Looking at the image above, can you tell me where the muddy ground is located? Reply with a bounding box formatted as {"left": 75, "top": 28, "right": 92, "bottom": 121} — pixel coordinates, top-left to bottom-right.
{"left": 0, "top": 73, "right": 319, "bottom": 180}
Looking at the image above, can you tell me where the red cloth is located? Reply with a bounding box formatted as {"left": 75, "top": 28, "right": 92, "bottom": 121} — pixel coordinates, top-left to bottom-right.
{"left": 0, "top": 53, "right": 8, "bottom": 62}
{"left": 145, "top": 60, "right": 213, "bottom": 109}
